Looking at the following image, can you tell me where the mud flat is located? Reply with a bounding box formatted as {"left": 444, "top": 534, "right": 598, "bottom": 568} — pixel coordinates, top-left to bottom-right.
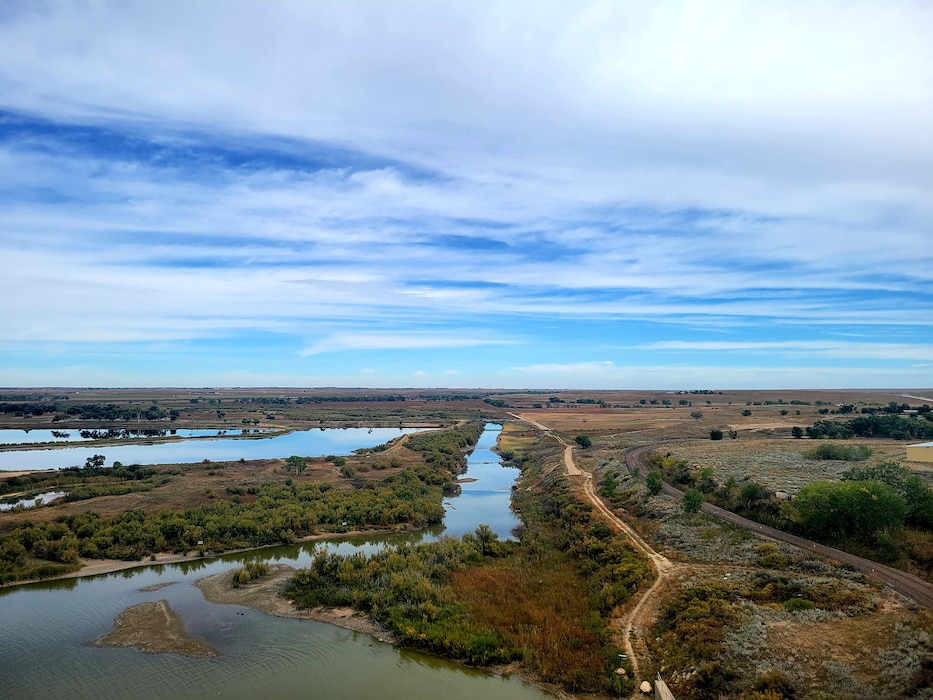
{"left": 91, "top": 599, "right": 220, "bottom": 657}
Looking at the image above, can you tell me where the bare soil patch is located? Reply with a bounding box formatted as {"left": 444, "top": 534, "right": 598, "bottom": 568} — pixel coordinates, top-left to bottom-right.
{"left": 91, "top": 599, "right": 220, "bottom": 657}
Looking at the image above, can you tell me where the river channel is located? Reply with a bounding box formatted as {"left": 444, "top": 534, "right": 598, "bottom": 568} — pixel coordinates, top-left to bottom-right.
{"left": 0, "top": 425, "right": 547, "bottom": 699}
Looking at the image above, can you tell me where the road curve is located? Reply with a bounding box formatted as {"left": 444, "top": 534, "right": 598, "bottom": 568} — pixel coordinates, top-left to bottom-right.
{"left": 625, "top": 445, "right": 933, "bottom": 608}
{"left": 507, "top": 414, "right": 673, "bottom": 683}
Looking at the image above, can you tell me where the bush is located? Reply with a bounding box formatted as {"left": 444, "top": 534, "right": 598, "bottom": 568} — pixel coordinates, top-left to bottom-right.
{"left": 682, "top": 489, "right": 704, "bottom": 513}
{"left": 646, "top": 471, "right": 663, "bottom": 496}
{"left": 807, "top": 443, "right": 871, "bottom": 461}
{"left": 574, "top": 435, "right": 592, "bottom": 449}
{"left": 709, "top": 429, "right": 724, "bottom": 441}
{"left": 232, "top": 561, "right": 270, "bottom": 587}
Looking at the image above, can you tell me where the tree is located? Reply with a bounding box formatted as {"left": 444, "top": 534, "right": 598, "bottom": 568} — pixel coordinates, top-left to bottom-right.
{"left": 742, "top": 409, "right": 752, "bottom": 417}
{"left": 682, "top": 489, "right": 704, "bottom": 513}
{"left": 284, "top": 455, "right": 308, "bottom": 474}
{"left": 792, "top": 480, "right": 907, "bottom": 541}
{"left": 791, "top": 426, "right": 804, "bottom": 439}
{"left": 574, "top": 435, "right": 592, "bottom": 449}
{"left": 646, "top": 471, "right": 663, "bottom": 496}
{"left": 84, "top": 454, "right": 106, "bottom": 469}
{"left": 473, "top": 524, "right": 501, "bottom": 556}
{"left": 698, "top": 467, "right": 716, "bottom": 493}
{"left": 728, "top": 429, "right": 738, "bottom": 440}
{"left": 690, "top": 411, "right": 703, "bottom": 420}
{"left": 842, "top": 460, "right": 933, "bottom": 527}
{"left": 739, "top": 482, "right": 761, "bottom": 508}
{"left": 709, "top": 429, "right": 724, "bottom": 441}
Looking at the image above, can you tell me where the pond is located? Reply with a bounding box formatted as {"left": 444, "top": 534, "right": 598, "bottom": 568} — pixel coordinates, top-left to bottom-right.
{"left": 0, "top": 424, "right": 546, "bottom": 699}
{"left": 0, "top": 427, "right": 426, "bottom": 471}
{"left": 0, "top": 490, "right": 66, "bottom": 511}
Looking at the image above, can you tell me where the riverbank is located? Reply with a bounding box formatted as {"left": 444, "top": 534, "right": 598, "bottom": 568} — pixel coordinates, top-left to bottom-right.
{"left": 0, "top": 525, "right": 418, "bottom": 588}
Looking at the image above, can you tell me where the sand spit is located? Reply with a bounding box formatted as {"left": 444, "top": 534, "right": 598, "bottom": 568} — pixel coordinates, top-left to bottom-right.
{"left": 91, "top": 599, "right": 220, "bottom": 657}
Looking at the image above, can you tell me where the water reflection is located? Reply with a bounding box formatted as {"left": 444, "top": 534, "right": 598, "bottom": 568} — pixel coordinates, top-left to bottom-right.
{"left": 0, "top": 427, "right": 425, "bottom": 471}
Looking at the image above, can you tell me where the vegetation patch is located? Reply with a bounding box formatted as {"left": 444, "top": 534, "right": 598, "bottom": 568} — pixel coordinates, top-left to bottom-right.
{"left": 287, "top": 441, "right": 652, "bottom": 696}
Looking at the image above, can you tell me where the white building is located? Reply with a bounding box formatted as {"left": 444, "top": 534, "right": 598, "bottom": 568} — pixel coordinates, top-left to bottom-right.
{"left": 906, "top": 442, "right": 933, "bottom": 463}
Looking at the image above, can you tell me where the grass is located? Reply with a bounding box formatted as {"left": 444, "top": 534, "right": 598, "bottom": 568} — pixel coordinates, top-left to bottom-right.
{"left": 659, "top": 438, "right": 911, "bottom": 496}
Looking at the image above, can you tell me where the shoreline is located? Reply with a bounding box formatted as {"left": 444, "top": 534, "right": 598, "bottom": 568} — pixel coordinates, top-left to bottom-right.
{"left": 194, "top": 563, "right": 396, "bottom": 643}
{"left": 0, "top": 525, "right": 417, "bottom": 588}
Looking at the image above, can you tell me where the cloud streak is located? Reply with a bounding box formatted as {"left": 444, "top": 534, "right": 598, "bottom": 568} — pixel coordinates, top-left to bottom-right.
{"left": 0, "top": 2, "right": 930, "bottom": 388}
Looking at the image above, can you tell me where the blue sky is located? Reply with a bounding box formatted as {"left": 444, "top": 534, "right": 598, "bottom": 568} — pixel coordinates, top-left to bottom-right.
{"left": 0, "top": 1, "right": 931, "bottom": 389}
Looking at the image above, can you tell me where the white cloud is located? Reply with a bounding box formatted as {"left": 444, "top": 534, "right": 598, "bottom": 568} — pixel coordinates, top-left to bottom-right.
{"left": 631, "top": 341, "right": 933, "bottom": 361}
{"left": 299, "top": 333, "right": 514, "bottom": 357}
{"left": 0, "top": 2, "right": 930, "bottom": 387}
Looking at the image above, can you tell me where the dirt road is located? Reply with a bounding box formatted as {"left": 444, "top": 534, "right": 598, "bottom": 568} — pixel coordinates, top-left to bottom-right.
{"left": 509, "top": 414, "right": 674, "bottom": 685}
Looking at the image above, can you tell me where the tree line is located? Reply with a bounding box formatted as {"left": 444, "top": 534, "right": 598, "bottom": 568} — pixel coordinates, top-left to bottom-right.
{"left": 800, "top": 413, "right": 933, "bottom": 441}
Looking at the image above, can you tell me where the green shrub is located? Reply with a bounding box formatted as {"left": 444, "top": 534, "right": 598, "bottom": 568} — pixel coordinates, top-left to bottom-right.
{"left": 807, "top": 443, "right": 871, "bottom": 461}
{"left": 783, "top": 598, "right": 816, "bottom": 612}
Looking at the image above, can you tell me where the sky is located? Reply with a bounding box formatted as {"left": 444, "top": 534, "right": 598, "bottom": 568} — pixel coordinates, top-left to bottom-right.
{"left": 0, "top": 1, "right": 931, "bottom": 390}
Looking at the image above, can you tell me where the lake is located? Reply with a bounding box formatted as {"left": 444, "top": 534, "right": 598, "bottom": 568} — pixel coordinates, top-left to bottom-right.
{"left": 0, "top": 427, "right": 426, "bottom": 471}
{"left": 0, "top": 424, "right": 546, "bottom": 699}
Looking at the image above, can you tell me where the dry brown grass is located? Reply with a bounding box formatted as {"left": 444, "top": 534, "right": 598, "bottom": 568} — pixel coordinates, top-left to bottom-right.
{"left": 0, "top": 438, "right": 423, "bottom": 527}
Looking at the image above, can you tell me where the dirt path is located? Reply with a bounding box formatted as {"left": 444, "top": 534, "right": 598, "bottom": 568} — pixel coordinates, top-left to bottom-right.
{"left": 509, "top": 414, "right": 674, "bottom": 688}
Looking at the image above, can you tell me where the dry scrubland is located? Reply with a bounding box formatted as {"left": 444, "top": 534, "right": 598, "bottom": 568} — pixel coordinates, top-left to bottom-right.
{"left": 494, "top": 389, "right": 933, "bottom": 698}
{"left": 2, "top": 387, "right": 933, "bottom": 698}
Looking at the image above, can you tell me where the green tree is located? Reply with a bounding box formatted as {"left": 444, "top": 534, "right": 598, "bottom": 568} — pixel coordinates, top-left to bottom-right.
{"left": 709, "top": 429, "right": 724, "bottom": 441}
{"left": 84, "top": 454, "right": 105, "bottom": 469}
{"left": 690, "top": 411, "right": 703, "bottom": 420}
{"left": 792, "top": 480, "right": 907, "bottom": 541}
{"left": 682, "top": 489, "right": 704, "bottom": 513}
{"left": 791, "top": 426, "right": 804, "bottom": 439}
{"left": 697, "top": 467, "right": 716, "bottom": 493}
{"left": 739, "top": 482, "right": 761, "bottom": 508}
{"left": 842, "top": 461, "right": 933, "bottom": 527}
{"left": 574, "top": 435, "right": 592, "bottom": 449}
{"left": 473, "top": 523, "right": 501, "bottom": 557}
{"left": 284, "top": 455, "right": 308, "bottom": 474}
{"left": 646, "top": 471, "right": 663, "bottom": 496}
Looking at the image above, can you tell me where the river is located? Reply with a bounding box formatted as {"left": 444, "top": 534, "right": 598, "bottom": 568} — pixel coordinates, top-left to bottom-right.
{"left": 0, "top": 427, "right": 425, "bottom": 471}
{"left": 0, "top": 424, "right": 547, "bottom": 699}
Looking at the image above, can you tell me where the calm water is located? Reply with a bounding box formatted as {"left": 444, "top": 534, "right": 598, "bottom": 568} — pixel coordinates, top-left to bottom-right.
{"left": 0, "top": 428, "right": 256, "bottom": 446}
{"left": 0, "top": 427, "right": 424, "bottom": 471}
{"left": 0, "top": 490, "right": 66, "bottom": 511}
{"left": 0, "top": 425, "right": 544, "bottom": 700}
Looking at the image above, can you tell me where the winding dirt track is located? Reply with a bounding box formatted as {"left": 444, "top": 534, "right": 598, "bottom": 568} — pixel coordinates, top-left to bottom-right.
{"left": 508, "top": 415, "right": 674, "bottom": 684}
{"left": 625, "top": 445, "right": 933, "bottom": 608}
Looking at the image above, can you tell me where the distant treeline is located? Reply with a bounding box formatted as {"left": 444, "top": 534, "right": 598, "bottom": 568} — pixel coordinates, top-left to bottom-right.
{"left": 803, "top": 413, "right": 933, "bottom": 440}
{"left": 231, "top": 393, "right": 492, "bottom": 405}
{"left": 0, "top": 402, "right": 173, "bottom": 422}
